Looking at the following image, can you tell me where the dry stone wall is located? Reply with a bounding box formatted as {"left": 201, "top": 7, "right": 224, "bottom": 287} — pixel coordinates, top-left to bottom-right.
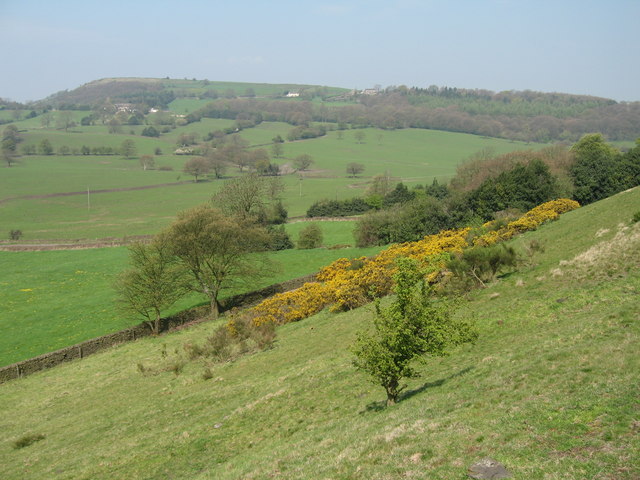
{"left": 0, "top": 274, "right": 316, "bottom": 384}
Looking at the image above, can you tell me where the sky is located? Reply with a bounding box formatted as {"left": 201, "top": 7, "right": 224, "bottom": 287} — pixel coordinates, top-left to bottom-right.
{"left": 1, "top": 0, "right": 639, "bottom": 103}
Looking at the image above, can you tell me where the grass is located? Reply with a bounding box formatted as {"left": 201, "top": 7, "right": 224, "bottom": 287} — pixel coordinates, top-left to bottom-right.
{"left": 0, "top": 188, "right": 638, "bottom": 479}
{"left": 2, "top": 124, "right": 546, "bottom": 240}
{"left": 0, "top": 243, "right": 382, "bottom": 367}
{"left": 284, "top": 220, "right": 357, "bottom": 246}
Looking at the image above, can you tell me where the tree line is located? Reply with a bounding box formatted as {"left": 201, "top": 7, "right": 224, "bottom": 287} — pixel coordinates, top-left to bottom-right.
{"left": 342, "top": 134, "right": 640, "bottom": 247}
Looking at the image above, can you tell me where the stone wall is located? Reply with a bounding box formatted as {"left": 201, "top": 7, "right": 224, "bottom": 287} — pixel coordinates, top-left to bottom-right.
{"left": 0, "top": 274, "right": 316, "bottom": 384}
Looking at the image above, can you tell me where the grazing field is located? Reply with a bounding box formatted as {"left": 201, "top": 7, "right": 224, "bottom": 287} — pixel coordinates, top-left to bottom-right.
{"left": 2, "top": 122, "right": 543, "bottom": 240}
{"left": 0, "top": 239, "right": 380, "bottom": 367}
{"left": 0, "top": 188, "right": 637, "bottom": 479}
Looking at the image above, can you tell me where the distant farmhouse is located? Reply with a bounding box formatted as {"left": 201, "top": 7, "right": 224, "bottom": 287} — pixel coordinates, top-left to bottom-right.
{"left": 114, "top": 103, "right": 135, "bottom": 113}
{"left": 285, "top": 91, "right": 300, "bottom": 98}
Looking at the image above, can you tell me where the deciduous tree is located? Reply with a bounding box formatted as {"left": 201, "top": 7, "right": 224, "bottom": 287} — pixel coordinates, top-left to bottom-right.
{"left": 165, "top": 205, "right": 273, "bottom": 318}
{"left": 115, "top": 235, "right": 190, "bottom": 335}
{"left": 351, "top": 258, "right": 477, "bottom": 406}
{"left": 346, "top": 162, "right": 365, "bottom": 177}
{"left": 139, "top": 155, "right": 155, "bottom": 171}
{"left": 38, "top": 138, "right": 53, "bottom": 155}
{"left": 213, "top": 173, "right": 284, "bottom": 223}
{"left": 293, "top": 154, "right": 314, "bottom": 171}
{"left": 120, "top": 139, "right": 137, "bottom": 158}
{"left": 183, "top": 157, "right": 210, "bottom": 182}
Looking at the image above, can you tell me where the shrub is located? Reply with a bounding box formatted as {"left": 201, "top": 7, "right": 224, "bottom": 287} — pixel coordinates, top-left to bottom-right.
{"left": 267, "top": 225, "right": 294, "bottom": 251}
{"left": 12, "top": 433, "right": 45, "bottom": 450}
{"left": 306, "top": 197, "right": 371, "bottom": 217}
{"left": 351, "top": 257, "right": 477, "bottom": 406}
{"left": 447, "top": 244, "right": 518, "bottom": 289}
{"left": 250, "top": 199, "right": 579, "bottom": 327}
{"left": 9, "top": 229, "right": 22, "bottom": 241}
{"left": 633, "top": 211, "right": 640, "bottom": 223}
{"left": 297, "top": 224, "right": 323, "bottom": 249}
{"left": 184, "top": 309, "right": 276, "bottom": 363}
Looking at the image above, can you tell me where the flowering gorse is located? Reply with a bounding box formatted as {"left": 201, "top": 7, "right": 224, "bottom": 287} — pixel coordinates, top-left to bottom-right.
{"left": 247, "top": 199, "right": 579, "bottom": 327}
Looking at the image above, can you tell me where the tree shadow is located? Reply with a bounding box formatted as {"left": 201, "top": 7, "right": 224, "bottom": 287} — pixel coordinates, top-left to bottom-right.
{"left": 359, "top": 366, "right": 475, "bottom": 414}
{"left": 399, "top": 366, "right": 474, "bottom": 403}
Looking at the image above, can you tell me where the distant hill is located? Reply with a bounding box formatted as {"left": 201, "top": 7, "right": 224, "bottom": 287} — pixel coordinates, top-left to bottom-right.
{"left": 35, "top": 78, "right": 349, "bottom": 109}
{"left": 3, "top": 77, "right": 639, "bottom": 142}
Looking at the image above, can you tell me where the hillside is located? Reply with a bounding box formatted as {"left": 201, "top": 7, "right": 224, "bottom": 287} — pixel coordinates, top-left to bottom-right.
{"left": 33, "top": 78, "right": 348, "bottom": 108}
{"left": 3, "top": 77, "right": 639, "bottom": 142}
{"left": 1, "top": 187, "right": 638, "bottom": 479}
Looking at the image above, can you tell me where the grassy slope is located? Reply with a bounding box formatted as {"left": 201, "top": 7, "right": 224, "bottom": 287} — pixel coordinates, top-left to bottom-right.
{"left": 0, "top": 240, "right": 380, "bottom": 367}
{"left": 1, "top": 189, "right": 638, "bottom": 479}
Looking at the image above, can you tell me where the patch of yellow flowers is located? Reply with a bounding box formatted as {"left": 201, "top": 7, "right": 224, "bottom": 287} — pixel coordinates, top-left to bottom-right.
{"left": 248, "top": 199, "right": 580, "bottom": 327}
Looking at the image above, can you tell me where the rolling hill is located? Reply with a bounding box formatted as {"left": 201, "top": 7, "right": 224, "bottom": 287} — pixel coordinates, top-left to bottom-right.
{"left": 1, "top": 187, "right": 638, "bottom": 479}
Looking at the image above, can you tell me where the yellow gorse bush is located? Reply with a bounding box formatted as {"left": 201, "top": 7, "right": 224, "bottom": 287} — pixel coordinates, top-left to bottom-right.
{"left": 247, "top": 199, "right": 579, "bottom": 327}
{"left": 252, "top": 282, "right": 333, "bottom": 326}
{"left": 473, "top": 198, "right": 579, "bottom": 246}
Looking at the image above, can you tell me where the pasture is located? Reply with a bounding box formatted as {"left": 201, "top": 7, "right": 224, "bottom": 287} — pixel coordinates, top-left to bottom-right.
{"left": 0, "top": 236, "right": 381, "bottom": 367}
{"left": 2, "top": 120, "right": 542, "bottom": 240}
{"left": 1, "top": 188, "right": 638, "bottom": 479}
{"left": 1, "top": 111, "right": 547, "bottom": 365}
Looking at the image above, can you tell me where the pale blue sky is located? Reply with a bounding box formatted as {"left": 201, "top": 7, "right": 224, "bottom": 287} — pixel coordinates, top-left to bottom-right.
{"left": 1, "top": 0, "right": 639, "bottom": 102}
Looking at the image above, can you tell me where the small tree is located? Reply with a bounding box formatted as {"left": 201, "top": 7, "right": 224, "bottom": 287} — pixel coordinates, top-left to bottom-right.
{"left": 139, "top": 155, "right": 155, "bottom": 171}
{"left": 115, "top": 235, "right": 189, "bottom": 335}
{"left": 293, "top": 154, "right": 314, "bottom": 171}
{"left": 38, "top": 138, "right": 53, "bottom": 155}
{"left": 207, "top": 150, "right": 228, "bottom": 178}
{"left": 183, "top": 157, "right": 210, "bottom": 182}
{"left": 271, "top": 141, "right": 284, "bottom": 159}
{"left": 120, "top": 139, "right": 137, "bottom": 158}
{"left": 351, "top": 258, "right": 477, "bottom": 406}
{"left": 346, "top": 162, "right": 365, "bottom": 177}
{"left": 297, "top": 224, "right": 323, "bottom": 249}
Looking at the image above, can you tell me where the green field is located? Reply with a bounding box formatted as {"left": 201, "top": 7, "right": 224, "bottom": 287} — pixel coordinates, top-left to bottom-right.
{"left": 0, "top": 115, "right": 551, "bottom": 366}
{"left": 0, "top": 188, "right": 637, "bottom": 479}
{"left": 0, "top": 237, "right": 381, "bottom": 367}
{"left": 2, "top": 121, "right": 544, "bottom": 240}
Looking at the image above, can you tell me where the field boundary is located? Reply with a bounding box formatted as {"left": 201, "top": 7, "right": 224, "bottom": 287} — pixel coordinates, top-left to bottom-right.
{"left": 0, "top": 273, "right": 316, "bottom": 384}
{"left": 0, "top": 181, "right": 194, "bottom": 205}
